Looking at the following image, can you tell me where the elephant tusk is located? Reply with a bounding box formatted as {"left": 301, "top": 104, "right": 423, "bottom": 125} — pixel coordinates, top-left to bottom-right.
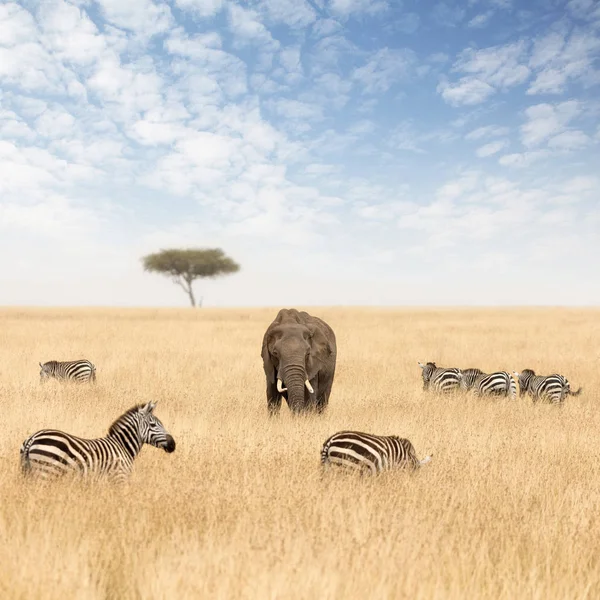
{"left": 277, "top": 379, "right": 287, "bottom": 393}
{"left": 305, "top": 379, "right": 314, "bottom": 393}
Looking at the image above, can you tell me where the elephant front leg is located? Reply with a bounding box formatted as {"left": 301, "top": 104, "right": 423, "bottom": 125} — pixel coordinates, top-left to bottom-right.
{"left": 315, "top": 374, "right": 333, "bottom": 413}
{"left": 267, "top": 382, "right": 282, "bottom": 416}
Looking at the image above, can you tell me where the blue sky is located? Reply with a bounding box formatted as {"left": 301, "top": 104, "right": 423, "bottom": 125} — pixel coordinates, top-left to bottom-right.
{"left": 0, "top": 0, "right": 599, "bottom": 306}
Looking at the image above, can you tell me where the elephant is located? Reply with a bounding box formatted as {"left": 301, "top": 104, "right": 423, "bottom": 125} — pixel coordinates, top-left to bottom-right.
{"left": 261, "top": 308, "right": 337, "bottom": 415}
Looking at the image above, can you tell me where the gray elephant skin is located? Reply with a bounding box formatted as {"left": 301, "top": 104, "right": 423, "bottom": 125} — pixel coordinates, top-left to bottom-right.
{"left": 261, "top": 308, "right": 337, "bottom": 415}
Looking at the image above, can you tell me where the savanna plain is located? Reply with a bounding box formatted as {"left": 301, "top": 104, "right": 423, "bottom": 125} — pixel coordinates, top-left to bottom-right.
{"left": 1, "top": 307, "right": 599, "bottom": 600}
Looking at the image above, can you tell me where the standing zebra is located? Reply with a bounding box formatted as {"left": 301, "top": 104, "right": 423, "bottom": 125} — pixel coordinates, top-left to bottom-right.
{"left": 418, "top": 361, "right": 463, "bottom": 394}
{"left": 39, "top": 360, "right": 96, "bottom": 383}
{"left": 20, "top": 402, "right": 175, "bottom": 483}
{"left": 321, "top": 430, "right": 431, "bottom": 475}
{"left": 461, "top": 370, "right": 517, "bottom": 399}
{"left": 460, "top": 368, "right": 484, "bottom": 390}
{"left": 514, "top": 369, "right": 582, "bottom": 404}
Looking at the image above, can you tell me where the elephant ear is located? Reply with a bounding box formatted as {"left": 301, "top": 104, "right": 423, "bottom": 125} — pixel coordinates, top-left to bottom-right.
{"left": 261, "top": 332, "right": 275, "bottom": 383}
{"left": 307, "top": 325, "right": 332, "bottom": 378}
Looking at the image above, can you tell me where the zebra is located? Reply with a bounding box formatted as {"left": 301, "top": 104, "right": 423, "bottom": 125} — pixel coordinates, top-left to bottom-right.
{"left": 514, "top": 369, "right": 582, "bottom": 404}
{"left": 418, "top": 361, "right": 463, "bottom": 394}
{"left": 20, "top": 402, "right": 175, "bottom": 483}
{"left": 321, "top": 430, "right": 431, "bottom": 475}
{"left": 461, "top": 370, "right": 517, "bottom": 399}
{"left": 39, "top": 360, "right": 96, "bottom": 383}
{"left": 460, "top": 368, "right": 484, "bottom": 390}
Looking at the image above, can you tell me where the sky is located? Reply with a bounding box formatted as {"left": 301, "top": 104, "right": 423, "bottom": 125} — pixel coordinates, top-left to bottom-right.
{"left": 0, "top": 0, "right": 599, "bottom": 307}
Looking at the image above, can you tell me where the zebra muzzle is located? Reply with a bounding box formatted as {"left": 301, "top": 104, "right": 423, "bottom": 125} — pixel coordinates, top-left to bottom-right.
{"left": 163, "top": 436, "right": 176, "bottom": 453}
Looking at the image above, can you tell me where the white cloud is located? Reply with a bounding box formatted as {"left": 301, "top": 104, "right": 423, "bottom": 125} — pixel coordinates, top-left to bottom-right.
{"left": 174, "top": 0, "right": 224, "bottom": 18}
{"left": 547, "top": 130, "right": 590, "bottom": 150}
{"left": 465, "top": 125, "right": 510, "bottom": 140}
{"left": 521, "top": 100, "right": 583, "bottom": 147}
{"left": 353, "top": 48, "right": 417, "bottom": 94}
{"left": 328, "top": 0, "right": 389, "bottom": 19}
{"left": 527, "top": 29, "right": 600, "bottom": 95}
{"left": 95, "top": 0, "right": 173, "bottom": 38}
{"left": 476, "top": 139, "right": 509, "bottom": 157}
{"left": 254, "top": 0, "right": 317, "bottom": 28}
{"left": 227, "top": 3, "right": 279, "bottom": 51}
{"left": 437, "top": 77, "right": 495, "bottom": 106}
{"left": 498, "top": 150, "right": 549, "bottom": 167}
{"left": 468, "top": 11, "right": 493, "bottom": 28}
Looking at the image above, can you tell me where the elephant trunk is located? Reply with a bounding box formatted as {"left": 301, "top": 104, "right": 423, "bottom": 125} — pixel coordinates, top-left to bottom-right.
{"left": 280, "top": 364, "right": 307, "bottom": 413}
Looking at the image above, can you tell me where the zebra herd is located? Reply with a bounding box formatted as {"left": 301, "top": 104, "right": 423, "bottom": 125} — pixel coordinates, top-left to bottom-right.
{"left": 19, "top": 332, "right": 583, "bottom": 481}
{"left": 418, "top": 361, "right": 582, "bottom": 404}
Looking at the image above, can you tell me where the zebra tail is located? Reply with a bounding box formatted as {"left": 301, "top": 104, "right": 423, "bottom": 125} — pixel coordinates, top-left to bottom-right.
{"left": 509, "top": 376, "right": 517, "bottom": 400}
{"left": 320, "top": 438, "right": 333, "bottom": 465}
{"left": 20, "top": 439, "right": 34, "bottom": 476}
{"left": 570, "top": 387, "right": 582, "bottom": 397}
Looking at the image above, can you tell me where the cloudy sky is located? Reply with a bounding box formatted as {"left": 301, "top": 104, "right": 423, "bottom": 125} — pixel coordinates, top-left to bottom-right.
{"left": 1, "top": 0, "right": 599, "bottom": 307}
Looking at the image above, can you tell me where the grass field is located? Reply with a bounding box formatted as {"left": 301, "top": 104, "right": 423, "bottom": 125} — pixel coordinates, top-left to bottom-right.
{"left": 0, "top": 307, "right": 599, "bottom": 599}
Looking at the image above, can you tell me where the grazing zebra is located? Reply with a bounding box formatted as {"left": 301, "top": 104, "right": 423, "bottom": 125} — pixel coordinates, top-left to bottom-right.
{"left": 418, "top": 361, "right": 463, "bottom": 394}
{"left": 461, "top": 370, "right": 517, "bottom": 399}
{"left": 20, "top": 402, "right": 175, "bottom": 483}
{"left": 321, "top": 430, "right": 431, "bottom": 475}
{"left": 39, "top": 360, "right": 96, "bottom": 383}
{"left": 514, "top": 369, "right": 582, "bottom": 404}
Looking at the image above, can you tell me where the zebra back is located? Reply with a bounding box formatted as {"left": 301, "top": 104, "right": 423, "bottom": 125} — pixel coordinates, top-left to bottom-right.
{"left": 321, "top": 430, "right": 431, "bottom": 475}
{"left": 472, "top": 371, "right": 516, "bottom": 399}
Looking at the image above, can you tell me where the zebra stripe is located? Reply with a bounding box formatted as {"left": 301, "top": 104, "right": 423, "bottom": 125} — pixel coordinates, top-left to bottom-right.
{"left": 460, "top": 368, "right": 484, "bottom": 390}
{"left": 20, "top": 402, "right": 175, "bottom": 483}
{"left": 39, "top": 360, "right": 96, "bottom": 383}
{"left": 321, "top": 430, "right": 431, "bottom": 475}
{"left": 514, "top": 369, "right": 582, "bottom": 404}
{"left": 462, "top": 370, "right": 517, "bottom": 399}
{"left": 418, "top": 361, "right": 463, "bottom": 394}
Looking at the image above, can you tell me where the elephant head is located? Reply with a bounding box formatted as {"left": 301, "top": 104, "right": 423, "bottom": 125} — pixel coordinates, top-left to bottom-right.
{"left": 262, "top": 311, "right": 333, "bottom": 413}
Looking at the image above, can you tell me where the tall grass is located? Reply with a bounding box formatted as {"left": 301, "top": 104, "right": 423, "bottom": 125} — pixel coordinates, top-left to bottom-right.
{"left": 0, "top": 307, "right": 598, "bottom": 599}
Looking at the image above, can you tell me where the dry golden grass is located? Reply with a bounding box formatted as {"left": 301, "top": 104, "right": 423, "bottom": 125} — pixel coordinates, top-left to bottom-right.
{"left": 1, "top": 307, "right": 599, "bottom": 599}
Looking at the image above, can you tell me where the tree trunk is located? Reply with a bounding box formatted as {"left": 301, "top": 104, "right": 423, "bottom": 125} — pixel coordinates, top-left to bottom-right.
{"left": 187, "top": 284, "right": 196, "bottom": 308}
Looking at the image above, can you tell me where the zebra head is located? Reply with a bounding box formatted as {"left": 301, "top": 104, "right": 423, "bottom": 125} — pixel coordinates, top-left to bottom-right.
{"left": 137, "top": 402, "right": 176, "bottom": 453}
{"left": 39, "top": 361, "right": 53, "bottom": 382}
{"left": 418, "top": 361, "right": 437, "bottom": 389}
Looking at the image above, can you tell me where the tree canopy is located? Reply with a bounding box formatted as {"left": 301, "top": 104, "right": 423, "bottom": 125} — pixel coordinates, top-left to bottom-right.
{"left": 142, "top": 248, "right": 240, "bottom": 307}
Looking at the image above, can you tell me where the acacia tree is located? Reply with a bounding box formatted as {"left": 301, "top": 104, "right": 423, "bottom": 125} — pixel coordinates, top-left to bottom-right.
{"left": 142, "top": 248, "right": 240, "bottom": 307}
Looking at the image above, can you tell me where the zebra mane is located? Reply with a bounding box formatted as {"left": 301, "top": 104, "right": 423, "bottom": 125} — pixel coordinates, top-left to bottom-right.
{"left": 108, "top": 405, "right": 145, "bottom": 436}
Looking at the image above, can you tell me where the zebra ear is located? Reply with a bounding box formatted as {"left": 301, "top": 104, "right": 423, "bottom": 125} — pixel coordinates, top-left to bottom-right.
{"left": 39, "top": 363, "right": 43, "bottom": 369}
{"left": 140, "top": 402, "right": 156, "bottom": 415}
{"left": 418, "top": 362, "right": 425, "bottom": 369}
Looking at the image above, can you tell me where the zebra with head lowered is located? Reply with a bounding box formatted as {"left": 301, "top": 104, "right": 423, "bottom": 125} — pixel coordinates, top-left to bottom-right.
{"left": 460, "top": 369, "right": 517, "bottom": 399}
{"left": 514, "top": 369, "right": 582, "bottom": 404}
{"left": 418, "top": 361, "right": 463, "bottom": 394}
{"left": 321, "top": 430, "right": 431, "bottom": 475}
{"left": 20, "top": 402, "right": 175, "bottom": 483}
{"left": 39, "top": 360, "right": 96, "bottom": 383}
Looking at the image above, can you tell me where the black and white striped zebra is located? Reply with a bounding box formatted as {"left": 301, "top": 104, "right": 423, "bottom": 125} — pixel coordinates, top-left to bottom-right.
{"left": 514, "top": 369, "right": 582, "bottom": 404}
{"left": 321, "top": 430, "right": 431, "bottom": 475}
{"left": 461, "top": 370, "right": 517, "bottom": 399}
{"left": 20, "top": 402, "right": 175, "bottom": 483}
{"left": 460, "top": 368, "right": 484, "bottom": 390}
{"left": 39, "top": 360, "right": 96, "bottom": 383}
{"left": 418, "top": 361, "right": 463, "bottom": 394}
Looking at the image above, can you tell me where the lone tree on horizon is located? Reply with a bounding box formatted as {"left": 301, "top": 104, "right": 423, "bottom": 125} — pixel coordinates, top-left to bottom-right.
{"left": 142, "top": 248, "right": 240, "bottom": 307}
